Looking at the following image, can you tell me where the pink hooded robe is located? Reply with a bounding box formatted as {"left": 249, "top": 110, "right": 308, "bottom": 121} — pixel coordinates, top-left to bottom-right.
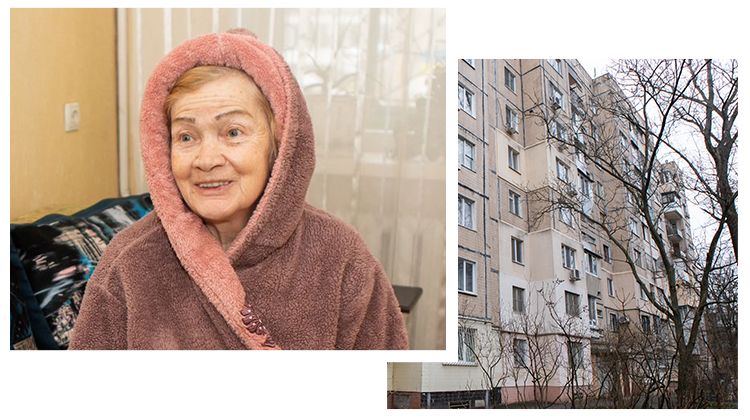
{"left": 68, "top": 30, "right": 408, "bottom": 350}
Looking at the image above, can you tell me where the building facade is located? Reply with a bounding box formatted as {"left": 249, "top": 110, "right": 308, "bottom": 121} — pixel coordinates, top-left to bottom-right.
{"left": 388, "top": 59, "right": 696, "bottom": 409}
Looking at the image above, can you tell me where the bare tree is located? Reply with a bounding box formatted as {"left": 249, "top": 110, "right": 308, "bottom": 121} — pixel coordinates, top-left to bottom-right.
{"left": 525, "top": 59, "right": 737, "bottom": 408}
{"left": 457, "top": 302, "right": 513, "bottom": 408}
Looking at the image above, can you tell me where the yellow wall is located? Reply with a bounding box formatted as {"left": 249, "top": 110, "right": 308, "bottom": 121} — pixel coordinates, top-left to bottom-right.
{"left": 10, "top": 9, "right": 118, "bottom": 221}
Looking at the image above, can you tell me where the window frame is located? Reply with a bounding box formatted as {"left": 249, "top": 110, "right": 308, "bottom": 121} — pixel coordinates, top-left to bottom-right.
{"left": 548, "top": 80, "right": 565, "bottom": 108}
{"left": 565, "top": 291, "right": 580, "bottom": 316}
{"left": 458, "top": 326, "right": 477, "bottom": 363}
{"left": 458, "top": 194, "right": 475, "bottom": 230}
{"left": 505, "top": 105, "right": 519, "bottom": 131}
{"left": 588, "top": 296, "right": 597, "bottom": 323}
{"left": 509, "top": 189, "right": 522, "bottom": 217}
{"left": 609, "top": 312, "right": 619, "bottom": 331}
{"left": 458, "top": 136, "right": 475, "bottom": 170}
{"left": 568, "top": 341, "right": 583, "bottom": 369}
{"left": 511, "top": 236, "right": 524, "bottom": 264}
{"left": 559, "top": 207, "right": 573, "bottom": 226}
{"left": 458, "top": 84, "right": 475, "bottom": 117}
{"left": 504, "top": 67, "right": 517, "bottom": 93}
{"left": 458, "top": 257, "right": 476, "bottom": 294}
{"left": 513, "top": 338, "right": 528, "bottom": 367}
{"left": 561, "top": 244, "right": 576, "bottom": 269}
{"left": 512, "top": 286, "right": 526, "bottom": 313}
{"left": 641, "top": 314, "right": 651, "bottom": 333}
{"left": 556, "top": 159, "right": 569, "bottom": 182}
{"left": 586, "top": 251, "right": 599, "bottom": 276}
{"left": 548, "top": 59, "right": 562, "bottom": 74}
{"left": 508, "top": 146, "right": 520, "bottom": 172}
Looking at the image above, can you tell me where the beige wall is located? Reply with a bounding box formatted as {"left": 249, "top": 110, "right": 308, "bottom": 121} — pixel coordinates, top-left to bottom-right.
{"left": 10, "top": 9, "right": 118, "bottom": 221}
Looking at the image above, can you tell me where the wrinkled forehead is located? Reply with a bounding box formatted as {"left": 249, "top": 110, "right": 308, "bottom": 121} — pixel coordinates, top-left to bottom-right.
{"left": 169, "top": 69, "right": 268, "bottom": 118}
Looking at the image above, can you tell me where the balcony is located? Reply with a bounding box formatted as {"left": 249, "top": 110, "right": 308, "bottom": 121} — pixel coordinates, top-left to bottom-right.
{"left": 662, "top": 192, "right": 685, "bottom": 221}
{"left": 666, "top": 223, "right": 683, "bottom": 241}
{"left": 663, "top": 200, "right": 685, "bottom": 221}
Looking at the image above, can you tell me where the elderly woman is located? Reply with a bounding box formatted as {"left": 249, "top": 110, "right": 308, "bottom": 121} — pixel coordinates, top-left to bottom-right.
{"left": 69, "top": 29, "right": 408, "bottom": 350}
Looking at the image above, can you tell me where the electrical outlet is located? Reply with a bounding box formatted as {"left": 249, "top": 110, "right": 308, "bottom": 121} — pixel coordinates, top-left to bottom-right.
{"left": 65, "top": 102, "right": 80, "bottom": 132}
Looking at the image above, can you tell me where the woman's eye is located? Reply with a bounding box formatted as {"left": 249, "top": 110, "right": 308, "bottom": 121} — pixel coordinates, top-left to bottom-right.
{"left": 227, "top": 128, "right": 241, "bottom": 138}
{"left": 178, "top": 133, "right": 193, "bottom": 143}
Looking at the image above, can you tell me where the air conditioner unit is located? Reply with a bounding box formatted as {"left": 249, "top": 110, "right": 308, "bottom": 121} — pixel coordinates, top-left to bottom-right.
{"left": 551, "top": 101, "right": 562, "bottom": 111}
{"left": 617, "top": 315, "right": 630, "bottom": 324}
{"left": 565, "top": 185, "right": 578, "bottom": 197}
{"left": 569, "top": 269, "right": 581, "bottom": 282}
{"left": 505, "top": 124, "right": 518, "bottom": 134}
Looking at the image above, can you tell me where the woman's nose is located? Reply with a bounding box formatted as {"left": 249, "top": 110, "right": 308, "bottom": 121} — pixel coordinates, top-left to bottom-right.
{"left": 194, "top": 136, "right": 225, "bottom": 171}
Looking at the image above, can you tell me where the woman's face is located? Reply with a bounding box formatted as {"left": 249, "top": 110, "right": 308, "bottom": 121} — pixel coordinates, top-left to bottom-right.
{"left": 169, "top": 73, "right": 272, "bottom": 229}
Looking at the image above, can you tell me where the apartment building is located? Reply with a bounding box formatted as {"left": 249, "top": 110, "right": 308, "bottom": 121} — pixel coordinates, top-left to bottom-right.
{"left": 388, "top": 59, "right": 696, "bottom": 409}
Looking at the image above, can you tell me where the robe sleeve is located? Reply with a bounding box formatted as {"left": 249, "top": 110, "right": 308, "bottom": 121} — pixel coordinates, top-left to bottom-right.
{"left": 336, "top": 253, "right": 409, "bottom": 350}
{"left": 68, "top": 254, "right": 128, "bottom": 350}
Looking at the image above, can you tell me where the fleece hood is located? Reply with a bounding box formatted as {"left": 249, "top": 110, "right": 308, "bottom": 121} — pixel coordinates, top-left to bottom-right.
{"left": 139, "top": 29, "right": 315, "bottom": 350}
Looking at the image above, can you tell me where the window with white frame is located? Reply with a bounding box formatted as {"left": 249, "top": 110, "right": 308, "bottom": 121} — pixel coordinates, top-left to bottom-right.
{"left": 607, "top": 277, "right": 615, "bottom": 296}
{"left": 640, "top": 283, "right": 648, "bottom": 300}
{"left": 588, "top": 296, "right": 597, "bottom": 323}
{"left": 565, "top": 291, "right": 580, "bottom": 316}
{"left": 511, "top": 236, "right": 524, "bottom": 264}
{"left": 586, "top": 252, "right": 599, "bottom": 276}
{"left": 458, "top": 195, "right": 474, "bottom": 229}
{"left": 609, "top": 312, "right": 619, "bottom": 331}
{"left": 641, "top": 315, "right": 651, "bottom": 333}
{"left": 580, "top": 175, "right": 591, "bottom": 198}
{"left": 508, "top": 146, "right": 520, "bottom": 172}
{"left": 548, "top": 59, "right": 562, "bottom": 73}
{"left": 509, "top": 190, "right": 522, "bottom": 217}
{"left": 513, "top": 338, "right": 528, "bottom": 367}
{"left": 568, "top": 341, "right": 583, "bottom": 368}
{"left": 556, "top": 159, "right": 569, "bottom": 182}
{"left": 512, "top": 286, "right": 526, "bottom": 313}
{"left": 562, "top": 244, "right": 576, "bottom": 269}
{"left": 458, "top": 84, "right": 475, "bottom": 116}
{"left": 458, "top": 137, "right": 475, "bottom": 170}
{"left": 505, "top": 106, "right": 519, "bottom": 132}
{"left": 634, "top": 249, "right": 643, "bottom": 268}
{"left": 641, "top": 223, "right": 648, "bottom": 239}
{"left": 550, "top": 119, "right": 567, "bottom": 141}
{"left": 548, "top": 80, "right": 564, "bottom": 108}
{"left": 463, "top": 58, "right": 475, "bottom": 67}
{"left": 458, "top": 257, "right": 476, "bottom": 293}
{"left": 603, "top": 244, "right": 611, "bottom": 262}
{"left": 458, "top": 327, "right": 477, "bottom": 363}
{"left": 630, "top": 218, "right": 639, "bottom": 237}
{"left": 504, "top": 67, "right": 516, "bottom": 92}
{"left": 560, "top": 207, "right": 573, "bottom": 226}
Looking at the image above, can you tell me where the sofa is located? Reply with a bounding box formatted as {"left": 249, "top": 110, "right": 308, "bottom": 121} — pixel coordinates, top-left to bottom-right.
{"left": 10, "top": 194, "right": 153, "bottom": 350}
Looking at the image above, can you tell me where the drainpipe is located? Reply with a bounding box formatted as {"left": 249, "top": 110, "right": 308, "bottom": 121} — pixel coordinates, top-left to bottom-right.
{"left": 481, "top": 60, "right": 488, "bottom": 320}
